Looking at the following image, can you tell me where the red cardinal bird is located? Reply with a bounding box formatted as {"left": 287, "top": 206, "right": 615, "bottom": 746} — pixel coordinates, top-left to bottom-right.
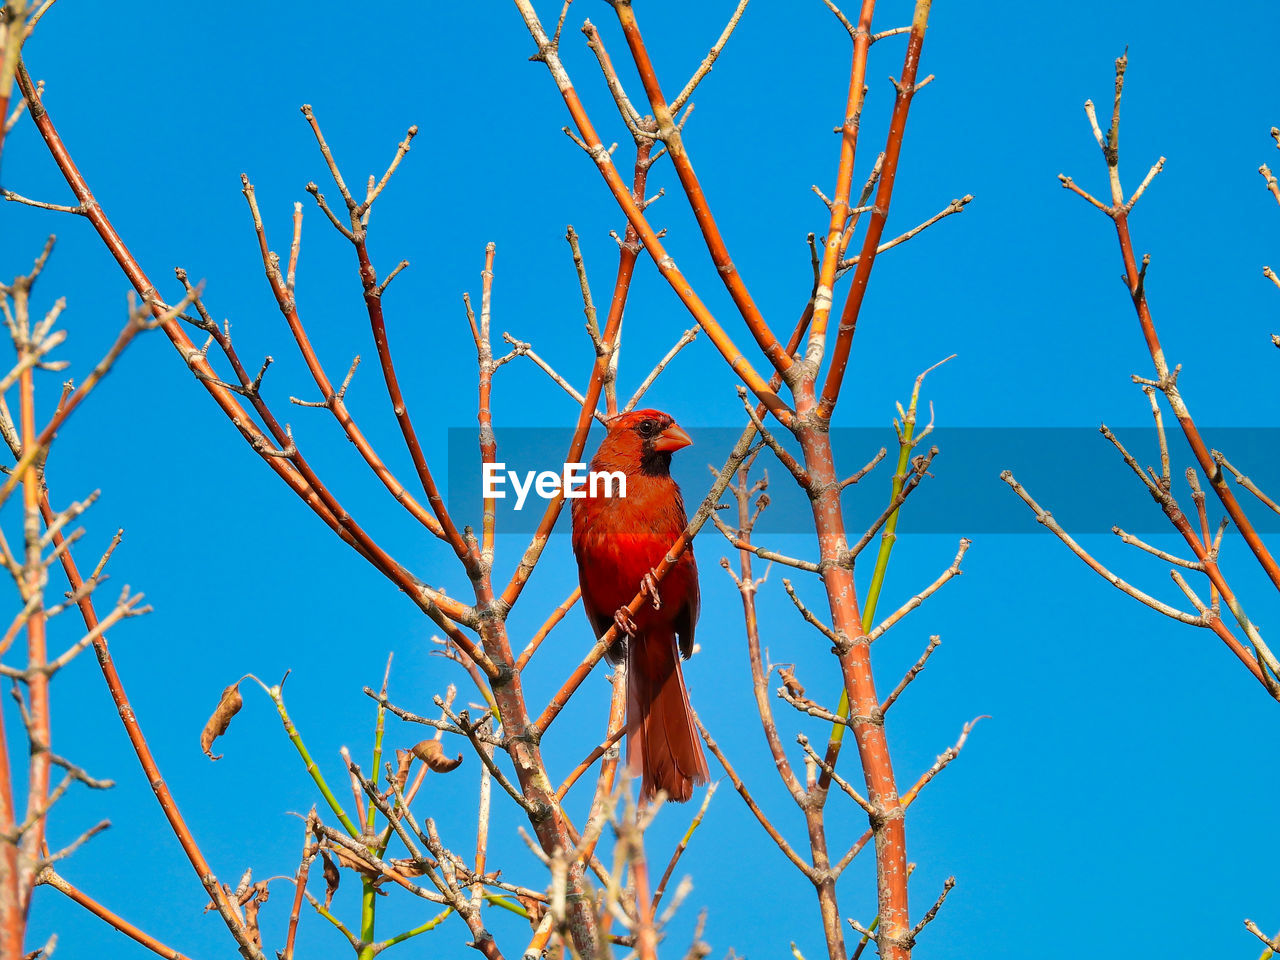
{"left": 571, "top": 409, "right": 709, "bottom": 802}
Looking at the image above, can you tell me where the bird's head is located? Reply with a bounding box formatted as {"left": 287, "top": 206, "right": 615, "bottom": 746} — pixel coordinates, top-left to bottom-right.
{"left": 598, "top": 409, "right": 692, "bottom": 476}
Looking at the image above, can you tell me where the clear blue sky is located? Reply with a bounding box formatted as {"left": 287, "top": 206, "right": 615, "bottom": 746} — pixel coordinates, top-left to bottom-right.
{"left": 3, "top": 2, "right": 1278, "bottom": 958}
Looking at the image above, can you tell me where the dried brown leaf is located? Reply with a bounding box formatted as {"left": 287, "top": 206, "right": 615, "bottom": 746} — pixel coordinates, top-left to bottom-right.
{"left": 200, "top": 682, "right": 243, "bottom": 760}
{"left": 411, "top": 739, "right": 463, "bottom": 773}
{"left": 371, "top": 855, "right": 437, "bottom": 891}
{"left": 391, "top": 748, "right": 413, "bottom": 791}
{"left": 243, "top": 880, "right": 270, "bottom": 949}
{"left": 778, "top": 665, "right": 806, "bottom": 699}
{"left": 387, "top": 856, "right": 431, "bottom": 878}
{"left": 328, "top": 844, "right": 377, "bottom": 878}
{"left": 778, "top": 665, "right": 821, "bottom": 710}
{"left": 321, "top": 850, "right": 340, "bottom": 909}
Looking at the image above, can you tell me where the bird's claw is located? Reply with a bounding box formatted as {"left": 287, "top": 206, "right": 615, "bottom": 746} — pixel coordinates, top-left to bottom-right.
{"left": 640, "top": 571, "right": 662, "bottom": 611}
{"left": 613, "top": 607, "right": 637, "bottom": 637}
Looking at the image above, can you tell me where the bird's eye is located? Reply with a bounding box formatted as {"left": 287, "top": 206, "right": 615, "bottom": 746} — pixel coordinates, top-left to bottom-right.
{"left": 637, "top": 419, "right": 658, "bottom": 437}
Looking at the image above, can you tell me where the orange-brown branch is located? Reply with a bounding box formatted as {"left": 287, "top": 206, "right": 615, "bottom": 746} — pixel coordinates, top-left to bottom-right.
{"left": 299, "top": 105, "right": 474, "bottom": 566}
{"left": 517, "top": 587, "right": 580, "bottom": 673}
{"left": 513, "top": 2, "right": 794, "bottom": 425}
{"left": 500, "top": 141, "right": 649, "bottom": 612}
{"left": 805, "top": 0, "right": 877, "bottom": 367}
{"left": 18, "top": 345, "right": 49, "bottom": 925}
{"left": 13, "top": 63, "right": 475, "bottom": 640}
{"left": 36, "top": 489, "right": 265, "bottom": 958}
{"left": 41, "top": 870, "right": 194, "bottom": 960}
{"left": 610, "top": 3, "right": 795, "bottom": 381}
{"left": 1114, "top": 209, "right": 1280, "bottom": 594}
{"left": 237, "top": 186, "right": 447, "bottom": 540}
{"left": 820, "top": 1, "right": 934, "bottom": 419}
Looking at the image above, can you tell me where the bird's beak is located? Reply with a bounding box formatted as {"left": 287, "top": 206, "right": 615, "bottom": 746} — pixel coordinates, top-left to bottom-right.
{"left": 652, "top": 423, "right": 693, "bottom": 452}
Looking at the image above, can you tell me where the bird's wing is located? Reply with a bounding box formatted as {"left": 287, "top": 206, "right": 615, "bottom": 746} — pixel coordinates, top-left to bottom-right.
{"left": 675, "top": 551, "right": 699, "bottom": 660}
{"left": 579, "top": 585, "right": 614, "bottom": 641}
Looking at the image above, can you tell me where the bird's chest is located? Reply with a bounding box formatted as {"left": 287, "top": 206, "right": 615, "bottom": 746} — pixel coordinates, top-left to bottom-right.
{"left": 572, "top": 482, "right": 689, "bottom": 616}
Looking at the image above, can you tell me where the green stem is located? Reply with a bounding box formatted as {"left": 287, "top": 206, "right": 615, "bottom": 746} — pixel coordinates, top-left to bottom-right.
{"left": 368, "top": 672, "right": 389, "bottom": 835}
{"left": 829, "top": 372, "right": 932, "bottom": 742}
{"left": 484, "top": 894, "right": 530, "bottom": 918}
{"left": 307, "top": 891, "right": 358, "bottom": 944}
{"left": 850, "top": 914, "right": 881, "bottom": 960}
{"left": 258, "top": 678, "right": 361, "bottom": 838}
{"left": 361, "top": 666, "right": 392, "bottom": 958}
{"left": 376, "top": 907, "right": 453, "bottom": 950}
{"left": 358, "top": 879, "right": 377, "bottom": 959}
{"left": 829, "top": 434, "right": 914, "bottom": 739}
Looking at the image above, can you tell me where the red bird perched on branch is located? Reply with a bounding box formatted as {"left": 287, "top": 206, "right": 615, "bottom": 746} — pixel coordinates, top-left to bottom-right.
{"left": 571, "top": 409, "right": 709, "bottom": 802}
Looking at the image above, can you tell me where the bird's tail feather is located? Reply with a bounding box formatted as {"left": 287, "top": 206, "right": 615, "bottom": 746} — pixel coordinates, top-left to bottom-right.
{"left": 626, "top": 630, "right": 709, "bottom": 803}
